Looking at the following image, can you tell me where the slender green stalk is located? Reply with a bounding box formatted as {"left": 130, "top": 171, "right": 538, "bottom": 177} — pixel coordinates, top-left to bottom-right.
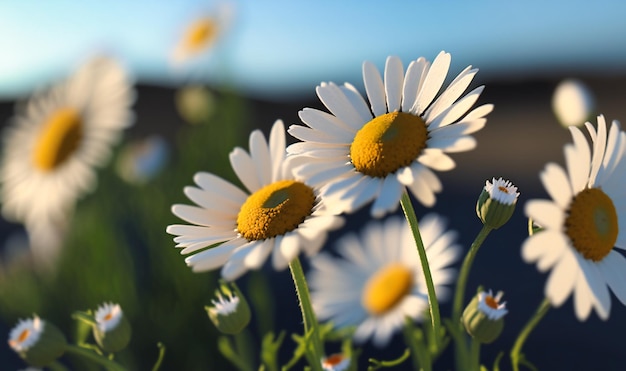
{"left": 402, "top": 318, "right": 431, "bottom": 371}
{"left": 452, "top": 225, "right": 494, "bottom": 323}
{"left": 400, "top": 191, "right": 441, "bottom": 340}
{"left": 510, "top": 298, "right": 551, "bottom": 371}
{"left": 65, "top": 344, "right": 126, "bottom": 371}
{"left": 289, "top": 256, "right": 324, "bottom": 371}
{"left": 470, "top": 338, "right": 481, "bottom": 371}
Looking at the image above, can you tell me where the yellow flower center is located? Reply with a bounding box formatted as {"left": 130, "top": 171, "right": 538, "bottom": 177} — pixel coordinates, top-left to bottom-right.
{"left": 565, "top": 188, "right": 618, "bottom": 261}
{"left": 104, "top": 312, "right": 113, "bottom": 322}
{"left": 362, "top": 263, "right": 413, "bottom": 316}
{"left": 184, "top": 17, "right": 218, "bottom": 52}
{"left": 237, "top": 180, "right": 315, "bottom": 241}
{"left": 350, "top": 112, "right": 427, "bottom": 178}
{"left": 498, "top": 186, "right": 509, "bottom": 193}
{"left": 484, "top": 295, "right": 499, "bottom": 309}
{"left": 32, "top": 107, "right": 83, "bottom": 171}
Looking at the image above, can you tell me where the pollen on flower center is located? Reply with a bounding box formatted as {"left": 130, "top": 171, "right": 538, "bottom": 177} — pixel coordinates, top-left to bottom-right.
{"left": 237, "top": 180, "right": 315, "bottom": 241}
{"left": 565, "top": 188, "right": 618, "bottom": 261}
{"left": 350, "top": 112, "right": 427, "bottom": 178}
{"left": 484, "top": 295, "right": 499, "bottom": 309}
{"left": 362, "top": 263, "right": 413, "bottom": 315}
{"left": 33, "top": 107, "right": 83, "bottom": 171}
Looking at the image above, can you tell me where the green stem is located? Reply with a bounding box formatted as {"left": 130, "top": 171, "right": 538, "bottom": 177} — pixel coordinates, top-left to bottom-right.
{"left": 289, "top": 256, "right": 324, "bottom": 371}
{"left": 470, "top": 337, "right": 481, "bottom": 371}
{"left": 402, "top": 318, "right": 431, "bottom": 371}
{"left": 510, "top": 298, "right": 551, "bottom": 371}
{"left": 65, "top": 344, "right": 126, "bottom": 371}
{"left": 452, "top": 224, "right": 493, "bottom": 323}
{"left": 400, "top": 191, "right": 441, "bottom": 341}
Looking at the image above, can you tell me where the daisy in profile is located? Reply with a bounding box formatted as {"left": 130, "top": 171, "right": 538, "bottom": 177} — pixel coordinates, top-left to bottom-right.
{"left": 308, "top": 214, "right": 460, "bottom": 347}
{"left": 288, "top": 52, "right": 492, "bottom": 217}
{"left": 166, "top": 120, "right": 344, "bottom": 281}
{"left": 523, "top": 115, "right": 626, "bottom": 321}
{"left": 171, "top": 2, "right": 235, "bottom": 65}
{"left": 0, "top": 56, "right": 135, "bottom": 228}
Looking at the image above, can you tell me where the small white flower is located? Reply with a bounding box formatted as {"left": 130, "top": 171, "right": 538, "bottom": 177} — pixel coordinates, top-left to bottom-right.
{"left": 477, "top": 290, "right": 508, "bottom": 320}
{"left": 8, "top": 315, "right": 43, "bottom": 352}
{"left": 208, "top": 293, "right": 240, "bottom": 316}
{"left": 484, "top": 177, "right": 519, "bottom": 205}
{"left": 95, "top": 303, "right": 123, "bottom": 333}
{"left": 321, "top": 353, "right": 350, "bottom": 371}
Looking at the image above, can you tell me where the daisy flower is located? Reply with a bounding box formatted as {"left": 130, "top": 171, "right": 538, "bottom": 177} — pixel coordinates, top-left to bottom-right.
{"left": 321, "top": 353, "right": 350, "bottom": 371}
{"left": 288, "top": 52, "right": 493, "bottom": 218}
{"left": 308, "top": 214, "right": 460, "bottom": 347}
{"left": 166, "top": 120, "right": 344, "bottom": 281}
{"left": 523, "top": 115, "right": 626, "bottom": 321}
{"left": 0, "top": 56, "right": 135, "bottom": 227}
{"left": 8, "top": 316, "right": 44, "bottom": 353}
{"left": 476, "top": 290, "right": 508, "bottom": 320}
{"left": 171, "top": 2, "right": 235, "bottom": 65}
{"left": 94, "top": 303, "right": 124, "bottom": 334}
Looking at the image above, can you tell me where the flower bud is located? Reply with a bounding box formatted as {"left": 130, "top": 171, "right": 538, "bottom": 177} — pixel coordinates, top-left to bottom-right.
{"left": 206, "top": 281, "right": 251, "bottom": 335}
{"left": 476, "top": 177, "right": 519, "bottom": 229}
{"left": 93, "top": 302, "right": 131, "bottom": 353}
{"left": 321, "top": 353, "right": 351, "bottom": 371}
{"left": 462, "top": 290, "right": 508, "bottom": 344}
{"left": 8, "top": 315, "right": 66, "bottom": 367}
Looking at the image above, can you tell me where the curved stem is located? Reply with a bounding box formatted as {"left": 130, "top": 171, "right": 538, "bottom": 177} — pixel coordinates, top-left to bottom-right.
{"left": 400, "top": 192, "right": 441, "bottom": 341}
{"left": 452, "top": 225, "right": 493, "bottom": 323}
{"left": 65, "top": 344, "right": 126, "bottom": 371}
{"left": 289, "top": 256, "right": 324, "bottom": 371}
{"left": 510, "top": 298, "right": 551, "bottom": 371}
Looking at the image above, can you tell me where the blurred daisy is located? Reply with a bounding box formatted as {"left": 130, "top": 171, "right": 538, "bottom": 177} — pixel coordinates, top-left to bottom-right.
{"left": 166, "top": 120, "right": 344, "bottom": 281}
{"left": 523, "top": 115, "right": 626, "bottom": 321}
{"left": 552, "top": 78, "right": 595, "bottom": 128}
{"left": 94, "top": 303, "right": 124, "bottom": 334}
{"left": 171, "top": 2, "right": 235, "bottom": 64}
{"left": 308, "top": 214, "right": 460, "bottom": 347}
{"left": 288, "top": 52, "right": 492, "bottom": 217}
{"left": 0, "top": 56, "right": 135, "bottom": 227}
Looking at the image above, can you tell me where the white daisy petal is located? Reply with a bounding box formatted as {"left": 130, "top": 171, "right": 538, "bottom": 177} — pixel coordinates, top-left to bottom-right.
{"left": 401, "top": 57, "right": 427, "bottom": 112}
{"left": 524, "top": 200, "right": 565, "bottom": 231}
{"left": 540, "top": 163, "right": 573, "bottom": 210}
{"left": 384, "top": 56, "right": 404, "bottom": 112}
{"left": 229, "top": 147, "right": 261, "bottom": 193}
{"left": 545, "top": 249, "right": 578, "bottom": 307}
{"left": 363, "top": 61, "right": 387, "bottom": 117}
{"left": 414, "top": 51, "right": 451, "bottom": 114}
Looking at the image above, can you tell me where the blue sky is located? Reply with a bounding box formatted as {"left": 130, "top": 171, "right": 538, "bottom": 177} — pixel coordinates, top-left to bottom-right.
{"left": 1, "top": 1, "right": 626, "bottom": 101}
